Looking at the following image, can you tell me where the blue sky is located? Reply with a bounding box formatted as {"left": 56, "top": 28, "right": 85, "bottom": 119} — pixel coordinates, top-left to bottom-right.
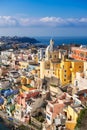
{"left": 0, "top": 0, "right": 87, "bottom": 36}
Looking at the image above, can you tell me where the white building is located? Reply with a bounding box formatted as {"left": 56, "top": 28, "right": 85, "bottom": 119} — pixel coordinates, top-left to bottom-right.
{"left": 74, "top": 72, "right": 87, "bottom": 91}
{"left": 38, "top": 48, "right": 45, "bottom": 61}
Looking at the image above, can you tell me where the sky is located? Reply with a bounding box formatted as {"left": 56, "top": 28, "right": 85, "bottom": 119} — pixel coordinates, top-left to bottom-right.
{"left": 0, "top": 0, "right": 87, "bottom": 36}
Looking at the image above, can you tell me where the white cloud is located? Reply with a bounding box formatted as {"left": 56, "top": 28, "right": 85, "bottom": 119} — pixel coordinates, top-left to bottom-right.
{"left": 67, "top": 18, "right": 78, "bottom": 23}
{"left": 0, "top": 16, "right": 17, "bottom": 26}
{"left": 0, "top": 16, "right": 87, "bottom": 27}
{"left": 40, "top": 17, "right": 61, "bottom": 22}
{"left": 79, "top": 18, "right": 87, "bottom": 22}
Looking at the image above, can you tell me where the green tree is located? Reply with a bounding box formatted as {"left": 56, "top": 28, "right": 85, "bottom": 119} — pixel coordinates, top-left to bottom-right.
{"left": 75, "top": 107, "right": 87, "bottom": 130}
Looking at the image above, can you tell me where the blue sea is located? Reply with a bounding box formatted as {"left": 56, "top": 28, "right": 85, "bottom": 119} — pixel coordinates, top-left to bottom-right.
{"left": 35, "top": 36, "right": 87, "bottom": 46}
{"left": 0, "top": 123, "right": 10, "bottom": 130}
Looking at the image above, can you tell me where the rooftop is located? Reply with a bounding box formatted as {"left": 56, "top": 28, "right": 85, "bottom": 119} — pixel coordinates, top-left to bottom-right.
{"left": 71, "top": 46, "right": 87, "bottom": 52}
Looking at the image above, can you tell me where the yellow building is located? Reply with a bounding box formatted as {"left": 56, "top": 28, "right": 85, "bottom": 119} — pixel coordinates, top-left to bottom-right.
{"left": 84, "top": 61, "right": 87, "bottom": 78}
{"left": 64, "top": 105, "right": 82, "bottom": 130}
{"left": 58, "top": 60, "right": 71, "bottom": 86}
{"left": 33, "top": 54, "right": 38, "bottom": 64}
{"left": 40, "top": 39, "right": 84, "bottom": 87}
{"left": 19, "top": 61, "right": 29, "bottom": 69}
{"left": 29, "top": 54, "right": 38, "bottom": 65}
{"left": 40, "top": 58, "right": 84, "bottom": 86}
{"left": 21, "top": 76, "right": 31, "bottom": 85}
{"left": 40, "top": 59, "right": 60, "bottom": 79}
{"left": 40, "top": 48, "right": 61, "bottom": 79}
{"left": 58, "top": 59, "right": 84, "bottom": 86}
{"left": 21, "top": 85, "right": 36, "bottom": 92}
{"left": 70, "top": 60, "right": 84, "bottom": 84}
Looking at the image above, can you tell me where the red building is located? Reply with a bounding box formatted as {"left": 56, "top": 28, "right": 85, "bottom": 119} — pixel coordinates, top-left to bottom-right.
{"left": 70, "top": 47, "right": 87, "bottom": 61}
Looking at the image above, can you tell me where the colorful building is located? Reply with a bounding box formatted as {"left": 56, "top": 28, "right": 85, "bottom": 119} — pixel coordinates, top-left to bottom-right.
{"left": 21, "top": 76, "right": 31, "bottom": 85}
{"left": 38, "top": 48, "right": 45, "bottom": 61}
{"left": 19, "top": 61, "right": 29, "bottom": 69}
{"left": 40, "top": 40, "right": 84, "bottom": 86}
{"left": 64, "top": 105, "right": 83, "bottom": 130}
{"left": 46, "top": 100, "right": 65, "bottom": 124}
{"left": 40, "top": 58, "right": 84, "bottom": 86}
{"left": 70, "top": 46, "right": 87, "bottom": 61}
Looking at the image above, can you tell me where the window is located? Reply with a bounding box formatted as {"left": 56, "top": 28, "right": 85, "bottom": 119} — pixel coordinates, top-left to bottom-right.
{"left": 70, "top": 65, "right": 72, "bottom": 68}
{"left": 43, "top": 52, "right": 45, "bottom": 55}
{"left": 50, "top": 107, "right": 53, "bottom": 112}
{"left": 64, "top": 112, "right": 67, "bottom": 117}
{"left": 50, "top": 55, "right": 52, "bottom": 58}
{"left": 79, "top": 66, "right": 81, "bottom": 68}
{"left": 76, "top": 81, "right": 78, "bottom": 86}
{"left": 64, "top": 79, "right": 66, "bottom": 81}
{"left": 68, "top": 115, "right": 72, "bottom": 121}
{"left": 46, "top": 115, "right": 50, "bottom": 120}
{"left": 64, "top": 70, "right": 66, "bottom": 72}
{"left": 64, "top": 75, "right": 66, "bottom": 77}
{"left": 54, "top": 55, "right": 56, "bottom": 58}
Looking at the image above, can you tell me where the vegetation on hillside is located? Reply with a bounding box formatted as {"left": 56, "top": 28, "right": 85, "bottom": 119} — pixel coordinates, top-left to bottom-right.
{"left": 75, "top": 107, "right": 87, "bottom": 130}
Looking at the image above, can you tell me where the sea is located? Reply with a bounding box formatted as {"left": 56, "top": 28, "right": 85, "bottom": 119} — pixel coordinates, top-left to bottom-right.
{"left": 35, "top": 36, "right": 87, "bottom": 46}
{"left": 0, "top": 123, "right": 10, "bottom": 130}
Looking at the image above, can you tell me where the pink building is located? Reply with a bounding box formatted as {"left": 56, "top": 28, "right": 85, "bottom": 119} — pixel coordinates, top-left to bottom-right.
{"left": 46, "top": 99, "right": 65, "bottom": 124}
{"left": 46, "top": 93, "right": 72, "bottom": 124}
{"left": 16, "top": 94, "right": 26, "bottom": 108}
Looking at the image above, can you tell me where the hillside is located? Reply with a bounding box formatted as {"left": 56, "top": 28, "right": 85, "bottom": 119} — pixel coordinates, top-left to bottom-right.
{"left": 75, "top": 107, "right": 87, "bottom": 130}
{"left": 0, "top": 36, "right": 40, "bottom": 50}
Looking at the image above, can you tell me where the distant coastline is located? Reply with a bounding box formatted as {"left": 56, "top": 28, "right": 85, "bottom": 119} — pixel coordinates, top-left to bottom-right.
{"left": 0, "top": 36, "right": 87, "bottom": 51}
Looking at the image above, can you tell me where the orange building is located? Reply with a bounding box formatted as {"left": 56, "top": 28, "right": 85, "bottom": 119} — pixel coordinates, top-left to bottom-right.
{"left": 70, "top": 47, "right": 87, "bottom": 61}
